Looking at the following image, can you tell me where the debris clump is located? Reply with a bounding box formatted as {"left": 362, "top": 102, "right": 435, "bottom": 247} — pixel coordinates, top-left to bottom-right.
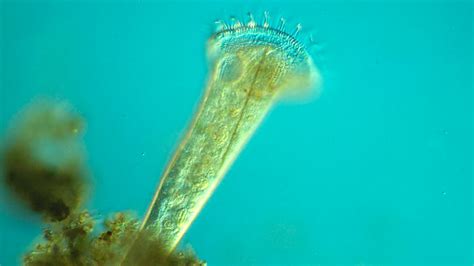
{"left": 23, "top": 211, "right": 204, "bottom": 266}
{"left": 2, "top": 98, "right": 89, "bottom": 221}
{"left": 1, "top": 99, "right": 205, "bottom": 265}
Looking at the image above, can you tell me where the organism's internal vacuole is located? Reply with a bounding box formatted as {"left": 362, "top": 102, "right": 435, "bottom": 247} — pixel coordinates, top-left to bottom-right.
{"left": 142, "top": 23, "right": 319, "bottom": 253}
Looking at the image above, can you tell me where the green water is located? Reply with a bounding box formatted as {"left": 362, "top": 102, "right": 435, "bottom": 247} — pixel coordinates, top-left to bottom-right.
{"left": 0, "top": 0, "right": 472, "bottom": 265}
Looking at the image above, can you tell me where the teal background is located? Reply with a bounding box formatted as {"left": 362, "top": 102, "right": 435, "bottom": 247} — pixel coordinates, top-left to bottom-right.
{"left": 0, "top": 0, "right": 472, "bottom": 265}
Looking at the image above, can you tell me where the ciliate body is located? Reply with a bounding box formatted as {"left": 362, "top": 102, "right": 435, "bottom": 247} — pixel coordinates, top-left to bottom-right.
{"left": 142, "top": 20, "right": 320, "bottom": 252}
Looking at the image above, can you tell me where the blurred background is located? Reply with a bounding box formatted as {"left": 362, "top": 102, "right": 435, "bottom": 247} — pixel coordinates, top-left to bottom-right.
{"left": 0, "top": 0, "right": 472, "bottom": 265}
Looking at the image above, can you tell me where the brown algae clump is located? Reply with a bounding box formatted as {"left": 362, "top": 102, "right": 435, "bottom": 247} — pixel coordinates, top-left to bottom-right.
{"left": 141, "top": 13, "right": 321, "bottom": 253}
{"left": 2, "top": 98, "right": 89, "bottom": 221}
{"left": 23, "top": 211, "right": 204, "bottom": 266}
{"left": 1, "top": 100, "right": 204, "bottom": 265}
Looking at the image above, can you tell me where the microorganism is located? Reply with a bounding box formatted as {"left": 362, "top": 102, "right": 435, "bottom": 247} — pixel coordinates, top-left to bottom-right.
{"left": 141, "top": 13, "right": 321, "bottom": 253}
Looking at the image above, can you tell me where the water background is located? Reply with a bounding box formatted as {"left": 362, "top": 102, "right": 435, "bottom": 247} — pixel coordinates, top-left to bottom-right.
{"left": 0, "top": 0, "right": 472, "bottom": 265}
